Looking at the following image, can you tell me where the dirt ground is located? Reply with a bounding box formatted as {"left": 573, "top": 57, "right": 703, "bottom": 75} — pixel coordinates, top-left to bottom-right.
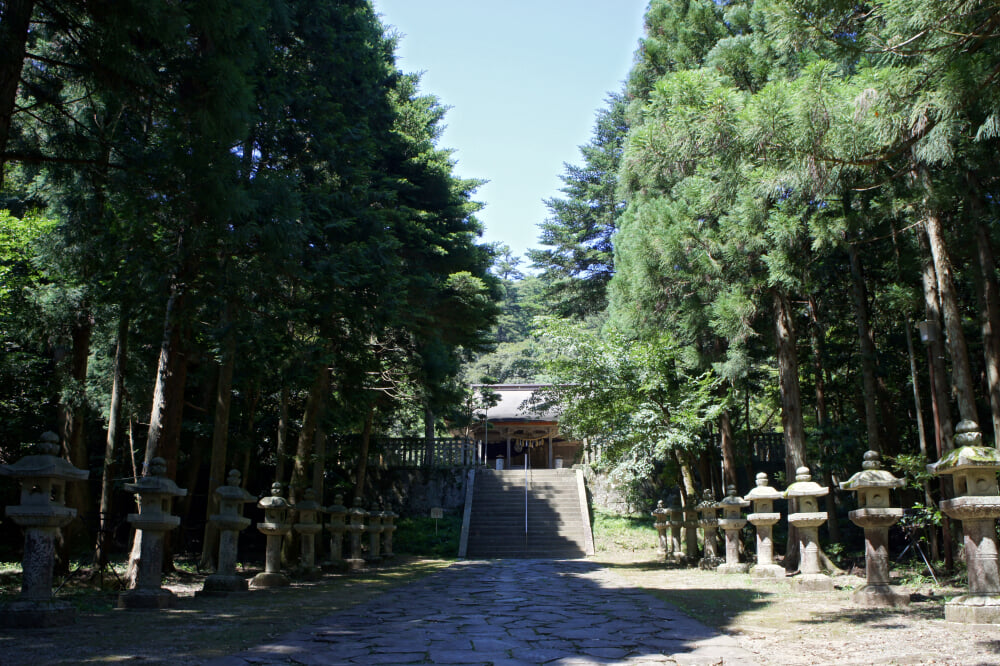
{"left": 594, "top": 547, "right": 1000, "bottom": 665}
{"left": 0, "top": 559, "right": 449, "bottom": 665}
{"left": 3, "top": 553, "right": 1000, "bottom": 665}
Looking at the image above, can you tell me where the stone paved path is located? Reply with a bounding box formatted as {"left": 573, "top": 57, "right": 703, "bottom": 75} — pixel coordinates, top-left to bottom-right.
{"left": 206, "top": 559, "right": 756, "bottom": 665}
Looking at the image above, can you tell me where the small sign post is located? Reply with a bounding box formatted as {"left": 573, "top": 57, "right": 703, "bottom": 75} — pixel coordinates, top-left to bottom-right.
{"left": 430, "top": 507, "right": 443, "bottom": 534}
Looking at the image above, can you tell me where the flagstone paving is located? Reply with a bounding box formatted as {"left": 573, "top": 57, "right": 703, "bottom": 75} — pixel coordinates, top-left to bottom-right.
{"left": 206, "top": 559, "right": 756, "bottom": 665}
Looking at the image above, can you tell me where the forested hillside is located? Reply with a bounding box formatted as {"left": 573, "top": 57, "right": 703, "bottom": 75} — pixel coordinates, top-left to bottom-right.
{"left": 520, "top": 0, "right": 1000, "bottom": 563}
{"left": 0, "top": 1, "right": 498, "bottom": 568}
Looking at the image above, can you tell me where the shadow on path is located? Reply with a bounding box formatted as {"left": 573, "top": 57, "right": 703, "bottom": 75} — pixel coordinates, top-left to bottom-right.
{"left": 208, "top": 558, "right": 759, "bottom": 665}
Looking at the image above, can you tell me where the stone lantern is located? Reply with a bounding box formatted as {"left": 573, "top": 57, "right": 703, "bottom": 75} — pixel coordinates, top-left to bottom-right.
{"left": 717, "top": 485, "right": 750, "bottom": 574}
{"left": 201, "top": 469, "right": 256, "bottom": 595}
{"left": 784, "top": 466, "right": 832, "bottom": 591}
{"left": 0, "top": 432, "right": 88, "bottom": 627}
{"left": 250, "top": 482, "right": 291, "bottom": 588}
{"left": 744, "top": 472, "right": 785, "bottom": 580}
{"left": 381, "top": 500, "right": 398, "bottom": 559}
{"left": 365, "top": 500, "right": 383, "bottom": 562}
{"left": 325, "top": 494, "right": 348, "bottom": 566}
{"left": 652, "top": 500, "right": 670, "bottom": 559}
{"left": 118, "top": 457, "right": 187, "bottom": 609}
{"left": 346, "top": 497, "right": 367, "bottom": 571}
{"left": 696, "top": 489, "right": 722, "bottom": 570}
{"left": 667, "top": 495, "right": 684, "bottom": 562}
{"left": 840, "top": 450, "right": 909, "bottom": 607}
{"left": 928, "top": 420, "right": 1000, "bottom": 623}
{"left": 293, "top": 488, "right": 322, "bottom": 580}
{"left": 683, "top": 499, "right": 700, "bottom": 563}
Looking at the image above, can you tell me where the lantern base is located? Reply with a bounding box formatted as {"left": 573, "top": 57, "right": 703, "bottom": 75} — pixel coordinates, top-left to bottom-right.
{"left": 717, "top": 562, "right": 749, "bottom": 575}
{"left": 0, "top": 599, "right": 76, "bottom": 627}
{"left": 789, "top": 573, "right": 833, "bottom": 592}
{"left": 851, "top": 584, "right": 910, "bottom": 607}
{"left": 249, "top": 571, "right": 289, "bottom": 589}
{"left": 698, "top": 556, "right": 723, "bottom": 570}
{"left": 750, "top": 564, "right": 786, "bottom": 580}
{"left": 945, "top": 594, "right": 1000, "bottom": 624}
{"left": 197, "top": 573, "right": 250, "bottom": 596}
{"left": 117, "top": 587, "right": 177, "bottom": 610}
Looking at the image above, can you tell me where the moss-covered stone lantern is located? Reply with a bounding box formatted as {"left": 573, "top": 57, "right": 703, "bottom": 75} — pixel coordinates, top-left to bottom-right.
{"left": 652, "top": 500, "right": 670, "bottom": 560}
{"left": 201, "top": 469, "right": 255, "bottom": 595}
{"left": 717, "top": 484, "right": 750, "bottom": 574}
{"left": 250, "top": 482, "right": 291, "bottom": 588}
{"left": 346, "top": 497, "right": 367, "bottom": 571}
{"left": 325, "top": 494, "right": 348, "bottom": 566}
{"left": 928, "top": 420, "right": 1000, "bottom": 623}
{"left": 0, "top": 432, "right": 88, "bottom": 627}
{"left": 381, "top": 500, "right": 398, "bottom": 559}
{"left": 366, "top": 501, "right": 383, "bottom": 563}
{"left": 841, "top": 450, "right": 909, "bottom": 607}
{"left": 744, "top": 472, "right": 785, "bottom": 580}
{"left": 784, "top": 466, "right": 832, "bottom": 591}
{"left": 696, "top": 489, "right": 722, "bottom": 570}
{"left": 118, "top": 457, "right": 187, "bottom": 609}
{"left": 667, "top": 494, "right": 684, "bottom": 562}
{"left": 293, "top": 488, "right": 322, "bottom": 580}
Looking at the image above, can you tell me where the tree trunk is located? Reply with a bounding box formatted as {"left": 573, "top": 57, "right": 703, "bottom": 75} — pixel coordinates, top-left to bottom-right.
{"left": 975, "top": 221, "right": 1000, "bottom": 446}
{"left": 289, "top": 363, "right": 329, "bottom": 501}
{"left": 276, "top": 385, "right": 290, "bottom": 484}
{"left": 59, "top": 309, "right": 94, "bottom": 570}
{"left": 847, "top": 243, "right": 882, "bottom": 453}
{"left": 199, "top": 322, "right": 236, "bottom": 570}
{"left": 126, "top": 285, "right": 188, "bottom": 586}
{"left": 920, "top": 240, "right": 955, "bottom": 453}
{"left": 773, "top": 289, "right": 807, "bottom": 476}
{"left": 923, "top": 202, "right": 977, "bottom": 424}
{"left": 424, "top": 404, "right": 435, "bottom": 467}
{"left": 719, "top": 409, "right": 737, "bottom": 489}
{"left": 96, "top": 312, "right": 128, "bottom": 566}
{"left": 0, "top": 0, "right": 34, "bottom": 186}
{"left": 353, "top": 408, "right": 374, "bottom": 500}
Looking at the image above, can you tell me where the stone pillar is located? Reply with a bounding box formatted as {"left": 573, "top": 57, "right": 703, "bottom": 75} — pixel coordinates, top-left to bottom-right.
{"left": 118, "top": 457, "right": 188, "bottom": 609}
{"left": 841, "top": 451, "right": 910, "bottom": 607}
{"left": 250, "top": 482, "right": 291, "bottom": 588}
{"left": 346, "top": 497, "right": 367, "bottom": 571}
{"left": 696, "top": 489, "right": 722, "bottom": 570}
{"left": 381, "top": 501, "right": 398, "bottom": 559}
{"left": 0, "top": 432, "right": 89, "bottom": 627}
{"left": 667, "top": 496, "right": 684, "bottom": 562}
{"left": 325, "top": 494, "right": 348, "bottom": 566}
{"left": 785, "top": 467, "right": 832, "bottom": 591}
{"left": 652, "top": 500, "right": 669, "bottom": 560}
{"left": 201, "top": 469, "right": 255, "bottom": 595}
{"left": 366, "top": 501, "right": 383, "bottom": 562}
{"left": 683, "top": 503, "right": 700, "bottom": 563}
{"left": 717, "top": 485, "right": 750, "bottom": 574}
{"left": 293, "top": 488, "right": 322, "bottom": 580}
{"left": 744, "top": 473, "right": 785, "bottom": 580}
{"left": 928, "top": 420, "right": 1000, "bottom": 623}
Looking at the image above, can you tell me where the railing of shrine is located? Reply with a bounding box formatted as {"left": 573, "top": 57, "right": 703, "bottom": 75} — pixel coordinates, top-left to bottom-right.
{"left": 375, "top": 437, "right": 479, "bottom": 469}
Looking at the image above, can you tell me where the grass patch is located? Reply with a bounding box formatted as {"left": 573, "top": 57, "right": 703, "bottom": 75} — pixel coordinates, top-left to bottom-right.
{"left": 592, "top": 509, "right": 656, "bottom": 553}
{"left": 394, "top": 513, "right": 462, "bottom": 558}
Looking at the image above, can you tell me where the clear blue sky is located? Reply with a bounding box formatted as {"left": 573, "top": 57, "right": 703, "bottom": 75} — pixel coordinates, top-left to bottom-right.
{"left": 372, "top": 1, "right": 648, "bottom": 264}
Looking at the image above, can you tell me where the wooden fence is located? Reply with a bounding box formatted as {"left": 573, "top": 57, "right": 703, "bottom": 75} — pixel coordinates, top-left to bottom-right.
{"left": 374, "top": 437, "right": 479, "bottom": 469}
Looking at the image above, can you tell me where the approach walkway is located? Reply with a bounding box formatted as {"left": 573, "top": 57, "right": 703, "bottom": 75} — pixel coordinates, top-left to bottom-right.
{"left": 206, "top": 559, "right": 756, "bottom": 665}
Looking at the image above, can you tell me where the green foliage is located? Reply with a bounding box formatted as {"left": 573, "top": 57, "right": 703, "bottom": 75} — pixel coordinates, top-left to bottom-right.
{"left": 535, "top": 317, "right": 722, "bottom": 494}
{"left": 393, "top": 513, "right": 462, "bottom": 558}
{"left": 592, "top": 509, "right": 655, "bottom": 552}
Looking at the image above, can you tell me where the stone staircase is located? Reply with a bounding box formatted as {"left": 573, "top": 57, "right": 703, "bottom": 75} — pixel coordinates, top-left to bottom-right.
{"left": 461, "top": 468, "right": 594, "bottom": 559}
